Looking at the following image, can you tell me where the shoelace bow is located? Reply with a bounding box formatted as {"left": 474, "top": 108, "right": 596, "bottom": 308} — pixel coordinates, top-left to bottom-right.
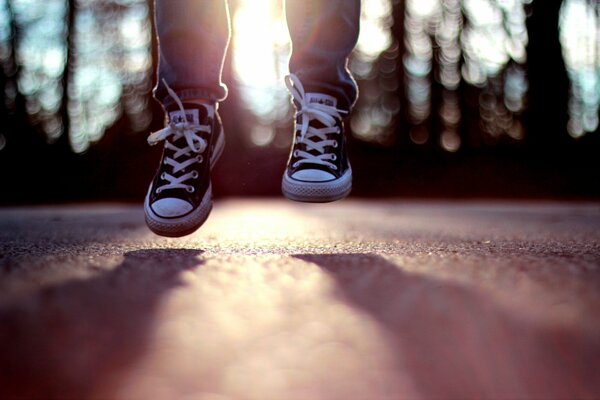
{"left": 285, "top": 74, "right": 347, "bottom": 170}
{"left": 147, "top": 79, "right": 210, "bottom": 194}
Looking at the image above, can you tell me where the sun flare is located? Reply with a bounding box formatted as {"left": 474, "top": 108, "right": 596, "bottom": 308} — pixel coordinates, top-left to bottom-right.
{"left": 231, "top": 0, "right": 291, "bottom": 122}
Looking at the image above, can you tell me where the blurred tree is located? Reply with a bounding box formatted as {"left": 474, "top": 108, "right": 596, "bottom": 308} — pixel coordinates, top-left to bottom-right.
{"left": 0, "top": 0, "right": 35, "bottom": 152}
{"left": 0, "top": 0, "right": 598, "bottom": 203}
{"left": 55, "top": 0, "right": 75, "bottom": 155}
{"left": 350, "top": 0, "right": 532, "bottom": 153}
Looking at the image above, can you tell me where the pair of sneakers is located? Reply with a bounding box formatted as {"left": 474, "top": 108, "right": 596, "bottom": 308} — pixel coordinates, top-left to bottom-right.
{"left": 144, "top": 74, "right": 352, "bottom": 237}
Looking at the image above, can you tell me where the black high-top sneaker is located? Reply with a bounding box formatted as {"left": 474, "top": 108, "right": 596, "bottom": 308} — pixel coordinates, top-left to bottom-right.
{"left": 144, "top": 95, "right": 224, "bottom": 237}
{"left": 282, "top": 74, "right": 352, "bottom": 202}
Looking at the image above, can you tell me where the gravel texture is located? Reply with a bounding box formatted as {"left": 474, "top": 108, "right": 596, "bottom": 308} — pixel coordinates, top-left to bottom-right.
{"left": 1, "top": 200, "right": 599, "bottom": 399}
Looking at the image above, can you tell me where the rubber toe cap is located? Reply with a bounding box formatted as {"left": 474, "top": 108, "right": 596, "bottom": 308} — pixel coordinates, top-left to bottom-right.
{"left": 151, "top": 198, "right": 193, "bottom": 218}
{"left": 291, "top": 169, "right": 335, "bottom": 182}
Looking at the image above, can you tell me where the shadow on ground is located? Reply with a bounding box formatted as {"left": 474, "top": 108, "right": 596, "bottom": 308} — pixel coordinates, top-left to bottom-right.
{"left": 0, "top": 248, "right": 204, "bottom": 399}
{"left": 1, "top": 248, "right": 598, "bottom": 399}
{"left": 294, "top": 253, "right": 600, "bottom": 399}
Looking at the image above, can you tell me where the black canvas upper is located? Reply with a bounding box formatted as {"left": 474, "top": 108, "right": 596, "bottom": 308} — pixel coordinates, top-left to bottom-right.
{"left": 285, "top": 108, "right": 350, "bottom": 182}
{"left": 148, "top": 103, "right": 221, "bottom": 218}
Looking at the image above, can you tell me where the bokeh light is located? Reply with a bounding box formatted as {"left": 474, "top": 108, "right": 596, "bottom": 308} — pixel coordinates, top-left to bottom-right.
{"left": 232, "top": 0, "right": 290, "bottom": 137}
{"left": 0, "top": 0, "right": 597, "bottom": 155}
{"left": 0, "top": 0, "right": 152, "bottom": 153}
{"left": 560, "top": 0, "right": 600, "bottom": 138}
{"left": 2, "top": 0, "right": 67, "bottom": 141}
{"left": 70, "top": 0, "right": 152, "bottom": 153}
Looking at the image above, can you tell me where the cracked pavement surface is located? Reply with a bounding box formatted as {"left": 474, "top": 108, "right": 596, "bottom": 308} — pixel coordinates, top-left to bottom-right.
{"left": 1, "top": 200, "right": 600, "bottom": 399}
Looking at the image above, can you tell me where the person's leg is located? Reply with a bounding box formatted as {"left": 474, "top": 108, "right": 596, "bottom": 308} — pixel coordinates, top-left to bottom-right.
{"left": 154, "top": 0, "right": 230, "bottom": 108}
{"left": 285, "top": 0, "right": 360, "bottom": 111}
{"left": 282, "top": 0, "right": 360, "bottom": 202}
{"left": 145, "top": 0, "right": 230, "bottom": 237}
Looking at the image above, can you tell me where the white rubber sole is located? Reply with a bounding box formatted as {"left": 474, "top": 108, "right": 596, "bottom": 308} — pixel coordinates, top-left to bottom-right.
{"left": 144, "top": 185, "right": 213, "bottom": 237}
{"left": 282, "top": 167, "right": 352, "bottom": 203}
{"left": 144, "top": 127, "right": 225, "bottom": 237}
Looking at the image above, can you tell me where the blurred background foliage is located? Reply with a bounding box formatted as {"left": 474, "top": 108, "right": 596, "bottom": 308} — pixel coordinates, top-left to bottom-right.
{"left": 0, "top": 0, "right": 599, "bottom": 203}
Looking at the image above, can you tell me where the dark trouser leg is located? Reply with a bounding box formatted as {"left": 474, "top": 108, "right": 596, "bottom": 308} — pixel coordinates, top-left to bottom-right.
{"left": 285, "top": 0, "right": 361, "bottom": 111}
{"left": 153, "top": 0, "right": 231, "bottom": 109}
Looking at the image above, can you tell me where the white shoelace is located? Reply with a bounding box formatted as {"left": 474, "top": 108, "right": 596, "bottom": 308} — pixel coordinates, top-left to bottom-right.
{"left": 285, "top": 74, "right": 347, "bottom": 170}
{"left": 147, "top": 80, "right": 210, "bottom": 194}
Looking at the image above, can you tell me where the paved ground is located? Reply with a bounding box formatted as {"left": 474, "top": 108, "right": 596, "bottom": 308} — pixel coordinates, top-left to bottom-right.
{"left": 1, "top": 200, "right": 599, "bottom": 399}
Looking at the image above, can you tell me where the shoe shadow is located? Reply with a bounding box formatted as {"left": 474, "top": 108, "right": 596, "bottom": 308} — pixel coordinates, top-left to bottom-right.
{"left": 294, "top": 253, "right": 600, "bottom": 399}
{"left": 0, "top": 248, "right": 204, "bottom": 399}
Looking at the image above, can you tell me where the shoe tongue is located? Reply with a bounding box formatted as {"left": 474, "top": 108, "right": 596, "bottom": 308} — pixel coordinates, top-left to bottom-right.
{"left": 305, "top": 93, "right": 337, "bottom": 108}
{"left": 168, "top": 103, "right": 214, "bottom": 125}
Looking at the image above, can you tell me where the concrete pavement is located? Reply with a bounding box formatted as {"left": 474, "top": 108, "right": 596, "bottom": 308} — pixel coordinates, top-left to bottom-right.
{"left": 1, "top": 200, "right": 599, "bottom": 399}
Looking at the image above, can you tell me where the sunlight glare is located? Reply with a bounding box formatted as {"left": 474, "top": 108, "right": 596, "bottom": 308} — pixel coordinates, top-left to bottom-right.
{"left": 408, "top": 0, "right": 440, "bottom": 18}
{"left": 233, "top": 0, "right": 396, "bottom": 124}
{"left": 232, "top": 0, "right": 290, "bottom": 122}
{"left": 356, "top": 0, "right": 393, "bottom": 61}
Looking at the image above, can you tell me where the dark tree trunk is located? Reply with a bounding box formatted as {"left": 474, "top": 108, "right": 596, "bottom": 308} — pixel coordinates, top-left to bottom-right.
{"left": 5, "top": 0, "right": 29, "bottom": 146}
{"left": 390, "top": 0, "right": 408, "bottom": 147}
{"left": 0, "top": 3, "right": 12, "bottom": 150}
{"left": 525, "top": 0, "right": 570, "bottom": 152}
{"left": 54, "top": 0, "right": 76, "bottom": 154}
{"left": 429, "top": 33, "right": 444, "bottom": 152}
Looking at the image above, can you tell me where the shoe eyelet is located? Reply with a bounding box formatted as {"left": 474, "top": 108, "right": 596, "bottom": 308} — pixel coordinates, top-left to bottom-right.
{"left": 331, "top": 154, "right": 337, "bottom": 161}
{"left": 186, "top": 186, "right": 195, "bottom": 193}
{"left": 191, "top": 171, "right": 199, "bottom": 179}
{"left": 196, "top": 155, "right": 204, "bottom": 163}
{"left": 293, "top": 150, "right": 299, "bottom": 157}
{"left": 160, "top": 172, "right": 166, "bottom": 179}
{"left": 332, "top": 141, "right": 338, "bottom": 148}
{"left": 156, "top": 187, "right": 162, "bottom": 194}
